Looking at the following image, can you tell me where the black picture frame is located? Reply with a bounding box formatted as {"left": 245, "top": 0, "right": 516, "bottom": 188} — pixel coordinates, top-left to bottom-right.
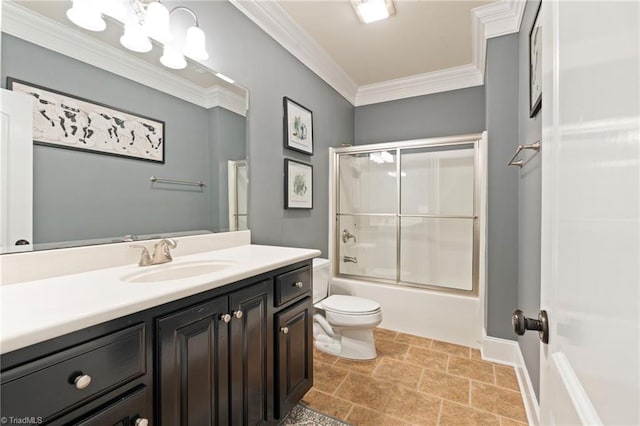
{"left": 283, "top": 97, "right": 314, "bottom": 155}
{"left": 7, "top": 77, "right": 165, "bottom": 163}
{"left": 529, "top": 2, "right": 542, "bottom": 118}
{"left": 284, "top": 158, "right": 313, "bottom": 209}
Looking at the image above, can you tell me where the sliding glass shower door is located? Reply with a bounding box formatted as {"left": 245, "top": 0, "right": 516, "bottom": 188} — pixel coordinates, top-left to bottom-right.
{"left": 335, "top": 137, "right": 479, "bottom": 294}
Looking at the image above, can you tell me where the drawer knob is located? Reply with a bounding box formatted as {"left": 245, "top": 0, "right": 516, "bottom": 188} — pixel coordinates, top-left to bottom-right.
{"left": 73, "top": 373, "right": 92, "bottom": 390}
{"left": 234, "top": 310, "right": 243, "bottom": 319}
{"left": 220, "top": 313, "right": 231, "bottom": 323}
{"left": 281, "top": 327, "right": 289, "bottom": 334}
{"left": 294, "top": 281, "right": 303, "bottom": 288}
{"left": 134, "top": 418, "right": 149, "bottom": 426}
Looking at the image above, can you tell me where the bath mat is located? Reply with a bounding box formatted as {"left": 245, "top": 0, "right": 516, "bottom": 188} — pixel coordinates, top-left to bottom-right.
{"left": 278, "top": 403, "right": 352, "bottom": 425}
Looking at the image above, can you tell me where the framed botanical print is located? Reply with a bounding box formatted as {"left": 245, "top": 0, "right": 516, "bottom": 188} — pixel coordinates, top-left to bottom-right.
{"left": 283, "top": 97, "right": 313, "bottom": 155}
{"left": 529, "top": 2, "right": 542, "bottom": 117}
{"left": 284, "top": 159, "right": 313, "bottom": 209}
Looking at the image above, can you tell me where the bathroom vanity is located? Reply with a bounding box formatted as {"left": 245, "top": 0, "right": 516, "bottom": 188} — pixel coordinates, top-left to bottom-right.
{"left": 0, "top": 243, "right": 317, "bottom": 425}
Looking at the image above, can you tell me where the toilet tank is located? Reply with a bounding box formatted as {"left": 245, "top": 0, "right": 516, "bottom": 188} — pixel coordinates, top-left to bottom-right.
{"left": 312, "top": 258, "right": 330, "bottom": 303}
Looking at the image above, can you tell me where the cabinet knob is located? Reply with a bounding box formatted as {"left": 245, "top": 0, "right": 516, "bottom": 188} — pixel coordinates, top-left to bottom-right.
{"left": 234, "top": 310, "right": 243, "bottom": 319}
{"left": 280, "top": 327, "right": 289, "bottom": 334}
{"left": 220, "top": 313, "right": 231, "bottom": 323}
{"left": 134, "top": 418, "right": 149, "bottom": 426}
{"left": 293, "top": 281, "right": 303, "bottom": 288}
{"left": 73, "top": 373, "right": 92, "bottom": 390}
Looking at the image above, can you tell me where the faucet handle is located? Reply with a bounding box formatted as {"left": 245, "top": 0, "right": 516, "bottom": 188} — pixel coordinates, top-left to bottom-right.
{"left": 160, "top": 238, "right": 177, "bottom": 249}
{"left": 130, "top": 245, "right": 152, "bottom": 267}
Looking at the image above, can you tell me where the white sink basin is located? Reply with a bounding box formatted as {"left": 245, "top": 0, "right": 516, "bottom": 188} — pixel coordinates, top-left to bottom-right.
{"left": 122, "top": 260, "right": 237, "bottom": 283}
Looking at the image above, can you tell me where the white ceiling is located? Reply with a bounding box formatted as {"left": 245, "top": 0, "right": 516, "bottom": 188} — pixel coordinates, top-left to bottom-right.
{"left": 278, "top": 0, "right": 494, "bottom": 86}
{"left": 233, "top": 0, "right": 525, "bottom": 105}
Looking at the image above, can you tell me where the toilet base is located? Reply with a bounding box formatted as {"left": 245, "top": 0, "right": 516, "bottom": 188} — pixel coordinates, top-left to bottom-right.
{"left": 314, "top": 328, "right": 378, "bottom": 360}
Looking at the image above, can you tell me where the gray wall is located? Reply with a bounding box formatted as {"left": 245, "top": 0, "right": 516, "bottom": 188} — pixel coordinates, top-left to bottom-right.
{"left": 517, "top": 0, "right": 542, "bottom": 399}
{"left": 209, "top": 107, "right": 247, "bottom": 231}
{"left": 1, "top": 34, "right": 245, "bottom": 244}
{"left": 354, "top": 87, "right": 486, "bottom": 145}
{"left": 485, "top": 34, "right": 520, "bottom": 340}
{"left": 2, "top": 34, "right": 211, "bottom": 244}
{"left": 181, "top": 1, "right": 354, "bottom": 257}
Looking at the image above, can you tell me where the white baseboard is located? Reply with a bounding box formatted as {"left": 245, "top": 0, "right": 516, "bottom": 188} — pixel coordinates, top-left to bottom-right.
{"left": 481, "top": 330, "right": 540, "bottom": 426}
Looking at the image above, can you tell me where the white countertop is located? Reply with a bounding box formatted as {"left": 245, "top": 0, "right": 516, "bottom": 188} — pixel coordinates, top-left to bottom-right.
{"left": 0, "top": 244, "right": 320, "bottom": 354}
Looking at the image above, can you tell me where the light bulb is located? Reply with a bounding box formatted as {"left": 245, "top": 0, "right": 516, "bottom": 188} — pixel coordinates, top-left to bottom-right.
{"left": 182, "top": 26, "right": 208, "bottom": 61}
{"left": 160, "top": 45, "right": 187, "bottom": 69}
{"left": 144, "top": 2, "right": 172, "bottom": 43}
{"left": 120, "top": 20, "right": 152, "bottom": 53}
{"left": 66, "top": 0, "right": 106, "bottom": 32}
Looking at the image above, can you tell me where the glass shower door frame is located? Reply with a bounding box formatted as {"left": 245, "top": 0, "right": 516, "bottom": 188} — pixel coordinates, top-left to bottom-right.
{"left": 332, "top": 134, "right": 483, "bottom": 296}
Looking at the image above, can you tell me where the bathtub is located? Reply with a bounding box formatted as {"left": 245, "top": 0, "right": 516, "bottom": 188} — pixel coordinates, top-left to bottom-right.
{"left": 330, "top": 277, "right": 484, "bottom": 348}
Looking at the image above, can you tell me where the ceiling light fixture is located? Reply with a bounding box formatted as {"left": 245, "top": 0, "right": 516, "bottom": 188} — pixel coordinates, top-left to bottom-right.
{"left": 351, "top": 0, "right": 396, "bottom": 24}
{"left": 66, "top": 0, "right": 209, "bottom": 70}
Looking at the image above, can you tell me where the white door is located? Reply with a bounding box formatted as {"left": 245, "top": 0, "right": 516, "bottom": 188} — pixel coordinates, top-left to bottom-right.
{"left": 539, "top": 1, "right": 639, "bottom": 425}
{"left": 0, "top": 88, "right": 33, "bottom": 253}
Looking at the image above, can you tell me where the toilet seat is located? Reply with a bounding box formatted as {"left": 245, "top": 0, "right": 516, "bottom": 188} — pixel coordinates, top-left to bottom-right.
{"left": 321, "top": 295, "right": 381, "bottom": 315}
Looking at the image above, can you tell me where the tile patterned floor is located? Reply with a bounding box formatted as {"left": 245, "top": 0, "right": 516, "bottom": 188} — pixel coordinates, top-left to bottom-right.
{"left": 301, "top": 328, "right": 528, "bottom": 426}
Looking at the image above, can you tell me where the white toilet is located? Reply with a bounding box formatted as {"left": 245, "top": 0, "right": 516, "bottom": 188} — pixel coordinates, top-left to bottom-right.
{"left": 312, "top": 258, "right": 382, "bottom": 360}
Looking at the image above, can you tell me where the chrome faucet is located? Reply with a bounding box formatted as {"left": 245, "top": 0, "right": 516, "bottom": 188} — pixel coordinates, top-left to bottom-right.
{"left": 343, "top": 255, "right": 358, "bottom": 263}
{"left": 131, "top": 238, "right": 178, "bottom": 267}
{"left": 342, "top": 229, "right": 357, "bottom": 243}
{"left": 151, "top": 238, "right": 178, "bottom": 265}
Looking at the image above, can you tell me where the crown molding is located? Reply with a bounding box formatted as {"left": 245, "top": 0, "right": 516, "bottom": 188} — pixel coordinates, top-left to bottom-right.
{"left": 229, "top": 0, "right": 359, "bottom": 105}
{"left": 471, "top": 0, "right": 526, "bottom": 77}
{"left": 1, "top": 1, "right": 247, "bottom": 116}
{"left": 355, "top": 64, "right": 483, "bottom": 106}
{"left": 231, "top": 0, "right": 525, "bottom": 107}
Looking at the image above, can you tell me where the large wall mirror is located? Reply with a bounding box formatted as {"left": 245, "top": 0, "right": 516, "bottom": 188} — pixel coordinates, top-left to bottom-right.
{"left": 1, "top": 1, "right": 249, "bottom": 254}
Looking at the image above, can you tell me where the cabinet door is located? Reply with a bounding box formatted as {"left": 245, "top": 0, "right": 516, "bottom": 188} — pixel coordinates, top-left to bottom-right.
{"left": 275, "top": 298, "right": 313, "bottom": 419}
{"left": 229, "top": 280, "right": 270, "bottom": 425}
{"left": 157, "top": 297, "right": 229, "bottom": 426}
{"left": 75, "top": 386, "right": 149, "bottom": 426}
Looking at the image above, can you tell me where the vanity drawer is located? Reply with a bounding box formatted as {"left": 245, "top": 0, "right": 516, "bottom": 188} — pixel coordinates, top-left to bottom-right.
{"left": 1, "top": 323, "right": 146, "bottom": 422}
{"left": 275, "top": 266, "right": 311, "bottom": 306}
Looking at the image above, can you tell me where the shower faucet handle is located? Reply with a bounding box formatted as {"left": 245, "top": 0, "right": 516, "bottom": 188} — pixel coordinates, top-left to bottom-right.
{"left": 342, "top": 229, "right": 357, "bottom": 243}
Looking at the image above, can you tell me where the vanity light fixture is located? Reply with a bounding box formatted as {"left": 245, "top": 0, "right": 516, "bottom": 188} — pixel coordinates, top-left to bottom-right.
{"left": 66, "top": 0, "right": 209, "bottom": 70}
{"left": 351, "top": 0, "right": 396, "bottom": 24}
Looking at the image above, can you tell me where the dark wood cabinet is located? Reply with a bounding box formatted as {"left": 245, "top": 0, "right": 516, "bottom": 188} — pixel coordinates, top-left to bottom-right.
{"left": 75, "top": 386, "right": 149, "bottom": 426}
{"left": 1, "top": 259, "right": 313, "bottom": 426}
{"left": 157, "top": 296, "right": 229, "bottom": 426}
{"left": 158, "top": 279, "right": 272, "bottom": 426}
{"left": 274, "top": 298, "right": 313, "bottom": 419}
{"left": 229, "top": 280, "right": 270, "bottom": 425}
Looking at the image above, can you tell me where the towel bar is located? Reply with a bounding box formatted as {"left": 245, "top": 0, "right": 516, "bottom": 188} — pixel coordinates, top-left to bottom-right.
{"left": 150, "top": 176, "right": 206, "bottom": 187}
{"left": 508, "top": 141, "right": 541, "bottom": 167}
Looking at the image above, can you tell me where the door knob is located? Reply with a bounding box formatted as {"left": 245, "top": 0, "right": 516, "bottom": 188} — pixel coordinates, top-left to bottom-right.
{"left": 220, "top": 313, "right": 231, "bottom": 323}
{"left": 233, "top": 310, "right": 243, "bottom": 319}
{"left": 280, "top": 327, "right": 289, "bottom": 334}
{"left": 512, "top": 309, "right": 549, "bottom": 344}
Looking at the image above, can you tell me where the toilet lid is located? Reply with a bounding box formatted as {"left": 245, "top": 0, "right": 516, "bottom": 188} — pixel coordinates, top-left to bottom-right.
{"left": 322, "top": 295, "right": 381, "bottom": 315}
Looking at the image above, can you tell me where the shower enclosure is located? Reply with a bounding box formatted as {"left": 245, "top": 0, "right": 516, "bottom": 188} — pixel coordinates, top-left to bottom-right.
{"left": 331, "top": 134, "right": 482, "bottom": 295}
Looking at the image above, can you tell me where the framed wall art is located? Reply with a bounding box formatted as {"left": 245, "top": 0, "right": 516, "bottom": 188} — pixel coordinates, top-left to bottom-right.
{"left": 8, "top": 77, "right": 165, "bottom": 163}
{"left": 284, "top": 158, "right": 313, "bottom": 209}
{"left": 529, "top": 2, "right": 542, "bottom": 117}
{"left": 283, "top": 97, "right": 313, "bottom": 155}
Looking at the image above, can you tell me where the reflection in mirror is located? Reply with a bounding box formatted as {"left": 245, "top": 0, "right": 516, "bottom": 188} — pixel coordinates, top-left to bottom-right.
{"left": 0, "top": 1, "right": 249, "bottom": 254}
